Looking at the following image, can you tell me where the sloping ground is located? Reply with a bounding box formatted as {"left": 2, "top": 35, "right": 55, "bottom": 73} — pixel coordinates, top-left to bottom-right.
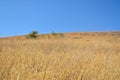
{"left": 0, "top": 32, "right": 120, "bottom": 40}
{"left": 0, "top": 32, "right": 120, "bottom": 80}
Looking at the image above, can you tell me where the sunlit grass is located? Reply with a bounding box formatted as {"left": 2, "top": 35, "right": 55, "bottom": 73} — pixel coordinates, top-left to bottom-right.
{"left": 0, "top": 32, "right": 120, "bottom": 80}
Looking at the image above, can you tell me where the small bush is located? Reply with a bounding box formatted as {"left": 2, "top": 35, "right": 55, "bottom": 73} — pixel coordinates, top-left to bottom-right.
{"left": 51, "top": 32, "right": 57, "bottom": 36}
{"left": 51, "top": 32, "right": 64, "bottom": 38}
{"left": 26, "top": 31, "right": 38, "bottom": 39}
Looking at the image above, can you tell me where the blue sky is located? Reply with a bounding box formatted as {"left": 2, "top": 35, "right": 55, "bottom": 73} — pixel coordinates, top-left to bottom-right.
{"left": 0, "top": 0, "right": 120, "bottom": 37}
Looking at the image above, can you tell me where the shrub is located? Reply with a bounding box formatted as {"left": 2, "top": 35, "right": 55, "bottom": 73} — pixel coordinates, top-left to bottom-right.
{"left": 51, "top": 32, "right": 57, "bottom": 36}
{"left": 26, "top": 31, "right": 38, "bottom": 39}
{"left": 51, "top": 32, "right": 64, "bottom": 38}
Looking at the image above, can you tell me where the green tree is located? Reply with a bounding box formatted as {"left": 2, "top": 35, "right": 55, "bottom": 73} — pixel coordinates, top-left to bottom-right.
{"left": 26, "top": 31, "right": 38, "bottom": 39}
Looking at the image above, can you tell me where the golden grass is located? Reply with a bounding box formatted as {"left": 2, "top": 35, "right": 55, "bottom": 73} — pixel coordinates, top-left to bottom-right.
{"left": 0, "top": 32, "right": 120, "bottom": 80}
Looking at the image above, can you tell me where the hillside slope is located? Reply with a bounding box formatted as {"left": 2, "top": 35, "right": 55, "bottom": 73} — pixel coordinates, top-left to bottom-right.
{"left": 0, "top": 32, "right": 120, "bottom": 80}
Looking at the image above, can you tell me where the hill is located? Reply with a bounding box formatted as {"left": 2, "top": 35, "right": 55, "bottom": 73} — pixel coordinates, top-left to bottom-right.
{"left": 0, "top": 32, "right": 120, "bottom": 80}
{"left": 0, "top": 32, "right": 120, "bottom": 40}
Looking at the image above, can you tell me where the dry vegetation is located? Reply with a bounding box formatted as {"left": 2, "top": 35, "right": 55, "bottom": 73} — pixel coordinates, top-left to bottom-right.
{"left": 0, "top": 32, "right": 120, "bottom": 80}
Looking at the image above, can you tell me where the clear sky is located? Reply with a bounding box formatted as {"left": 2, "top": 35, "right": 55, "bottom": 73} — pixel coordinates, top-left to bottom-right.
{"left": 0, "top": 0, "right": 120, "bottom": 37}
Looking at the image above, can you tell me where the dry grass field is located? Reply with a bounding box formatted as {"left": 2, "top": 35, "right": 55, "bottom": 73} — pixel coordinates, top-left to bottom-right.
{"left": 0, "top": 32, "right": 120, "bottom": 80}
